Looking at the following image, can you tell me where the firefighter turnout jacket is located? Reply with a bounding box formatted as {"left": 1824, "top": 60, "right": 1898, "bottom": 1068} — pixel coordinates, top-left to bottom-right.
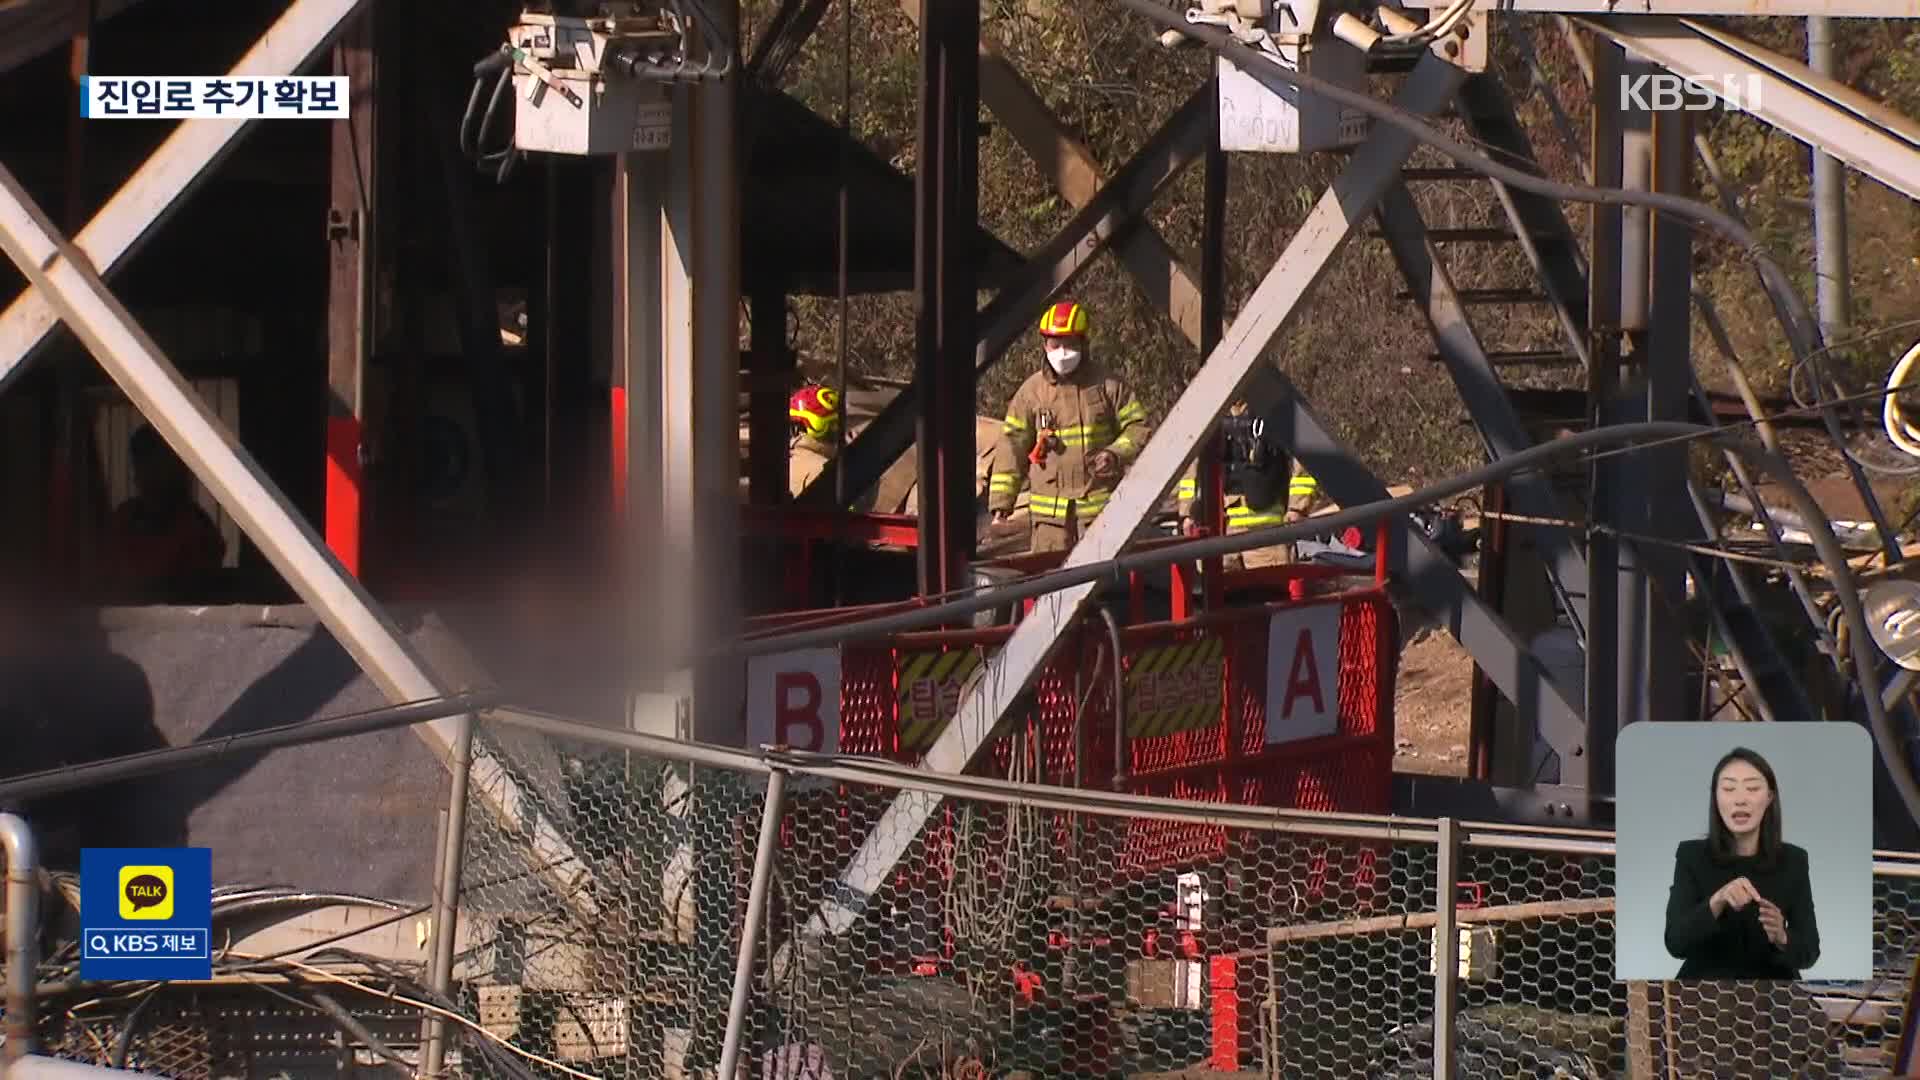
{"left": 1176, "top": 421, "right": 1324, "bottom": 531}
{"left": 989, "top": 360, "right": 1152, "bottom": 530}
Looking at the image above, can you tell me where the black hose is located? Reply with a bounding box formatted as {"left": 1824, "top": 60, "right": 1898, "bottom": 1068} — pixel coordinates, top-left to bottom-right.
{"left": 1141, "top": 0, "right": 1911, "bottom": 564}
{"left": 109, "top": 990, "right": 157, "bottom": 1069}
{"left": 724, "top": 417, "right": 1920, "bottom": 830}
{"left": 1113, "top": 0, "right": 1920, "bottom": 830}
{"left": 461, "top": 49, "right": 512, "bottom": 163}
{"left": 289, "top": 979, "right": 413, "bottom": 1077}
{"left": 0, "top": 691, "right": 498, "bottom": 804}
{"left": 1125, "top": 0, "right": 1819, "bottom": 364}
{"left": 726, "top": 423, "right": 1704, "bottom": 653}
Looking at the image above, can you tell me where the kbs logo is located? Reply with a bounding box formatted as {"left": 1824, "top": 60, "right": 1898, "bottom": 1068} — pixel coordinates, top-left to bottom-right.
{"left": 1618, "top": 73, "right": 1763, "bottom": 113}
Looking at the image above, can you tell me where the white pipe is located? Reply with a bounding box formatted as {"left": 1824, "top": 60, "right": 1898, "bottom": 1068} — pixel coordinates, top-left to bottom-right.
{"left": 5, "top": 1056, "right": 143, "bottom": 1080}
{"left": 2, "top": 814, "right": 37, "bottom": 1063}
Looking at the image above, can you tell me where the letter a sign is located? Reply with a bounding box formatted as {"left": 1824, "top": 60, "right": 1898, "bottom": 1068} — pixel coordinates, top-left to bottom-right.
{"left": 1264, "top": 604, "right": 1342, "bottom": 744}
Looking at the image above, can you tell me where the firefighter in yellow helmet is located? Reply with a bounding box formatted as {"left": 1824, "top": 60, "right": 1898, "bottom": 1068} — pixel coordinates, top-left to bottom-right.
{"left": 986, "top": 302, "right": 1154, "bottom": 553}
{"left": 1176, "top": 398, "right": 1325, "bottom": 568}
{"left": 788, "top": 384, "right": 844, "bottom": 497}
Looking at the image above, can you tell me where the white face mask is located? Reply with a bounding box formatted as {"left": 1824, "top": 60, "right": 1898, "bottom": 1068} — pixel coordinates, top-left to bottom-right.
{"left": 1045, "top": 342, "right": 1082, "bottom": 375}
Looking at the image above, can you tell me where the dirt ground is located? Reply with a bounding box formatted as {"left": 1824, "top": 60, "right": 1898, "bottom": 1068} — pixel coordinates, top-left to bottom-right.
{"left": 1390, "top": 618, "right": 1475, "bottom": 779}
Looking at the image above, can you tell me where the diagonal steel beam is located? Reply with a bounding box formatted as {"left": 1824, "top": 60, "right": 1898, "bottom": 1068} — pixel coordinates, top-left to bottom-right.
{"left": 776, "top": 56, "right": 1469, "bottom": 976}
{"left": 1578, "top": 15, "right": 1920, "bottom": 203}
{"left": 895, "top": 0, "right": 1205, "bottom": 347}
{"left": 1403, "top": 0, "right": 1920, "bottom": 15}
{"left": 1268, "top": 376, "right": 1587, "bottom": 787}
{"left": 0, "top": 0, "right": 367, "bottom": 396}
{"left": 794, "top": 85, "right": 1212, "bottom": 508}
{"left": 1377, "top": 182, "right": 1590, "bottom": 648}
{"left": 0, "top": 160, "right": 602, "bottom": 922}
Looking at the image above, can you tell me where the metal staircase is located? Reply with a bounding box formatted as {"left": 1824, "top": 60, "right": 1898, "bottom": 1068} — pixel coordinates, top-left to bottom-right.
{"left": 1379, "top": 68, "right": 1818, "bottom": 724}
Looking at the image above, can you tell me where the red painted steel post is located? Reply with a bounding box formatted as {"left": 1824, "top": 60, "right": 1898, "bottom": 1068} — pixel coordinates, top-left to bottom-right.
{"left": 324, "top": 418, "right": 363, "bottom": 578}
{"left": 1210, "top": 956, "right": 1239, "bottom": 1071}
{"left": 1374, "top": 517, "right": 1390, "bottom": 587}
{"left": 1171, "top": 560, "right": 1193, "bottom": 621}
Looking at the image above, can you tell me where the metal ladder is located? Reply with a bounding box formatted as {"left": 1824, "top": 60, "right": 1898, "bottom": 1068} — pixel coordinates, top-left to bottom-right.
{"left": 1382, "top": 69, "right": 1816, "bottom": 724}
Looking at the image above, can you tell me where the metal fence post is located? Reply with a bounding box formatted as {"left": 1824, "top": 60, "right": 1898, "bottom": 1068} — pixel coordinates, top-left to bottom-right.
{"left": 421, "top": 718, "right": 475, "bottom": 1078}
{"left": 2, "top": 814, "right": 37, "bottom": 1064}
{"left": 719, "top": 766, "right": 789, "bottom": 1080}
{"left": 1433, "top": 816, "right": 1459, "bottom": 1079}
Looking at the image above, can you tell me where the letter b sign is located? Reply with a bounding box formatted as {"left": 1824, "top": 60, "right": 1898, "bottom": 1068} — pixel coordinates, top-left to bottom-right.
{"left": 747, "top": 648, "right": 841, "bottom": 753}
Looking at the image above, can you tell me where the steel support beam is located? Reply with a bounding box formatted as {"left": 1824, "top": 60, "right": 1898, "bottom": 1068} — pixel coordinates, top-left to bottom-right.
{"left": 897, "top": 0, "right": 1205, "bottom": 348}
{"left": 1405, "top": 0, "right": 1919, "bottom": 15}
{"left": 913, "top": 0, "right": 980, "bottom": 597}
{"left": 0, "top": 0, "right": 368, "bottom": 395}
{"left": 615, "top": 149, "right": 667, "bottom": 710}
{"left": 1269, "top": 377, "right": 1587, "bottom": 789}
{"left": 1579, "top": 16, "right": 1920, "bottom": 204}
{"left": 0, "top": 160, "right": 601, "bottom": 922}
{"left": 1643, "top": 106, "right": 1695, "bottom": 725}
{"left": 1394, "top": 774, "right": 1602, "bottom": 828}
{"left": 1377, "top": 183, "right": 1590, "bottom": 646}
{"left": 776, "top": 57, "right": 1471, "bottom": 973}
{"left": 794, "top": 87, "right": 1212, "bottom": 510}
{"left": 1808, "top": 17, "right": 1850, "bottom": 339}
{"left": 1585, "top": 39, "right": 1627, "bottom": 796}
{"left": 326, "top": 10, "right": 378, "bottom": 578}
{"left": 661, "top": 73, "right": 745, "bottom": 744}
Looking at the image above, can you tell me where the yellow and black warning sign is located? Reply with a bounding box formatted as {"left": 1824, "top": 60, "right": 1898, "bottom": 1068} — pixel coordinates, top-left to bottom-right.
{"left": 896, "top": 648, "right": 987, "bottom": 751}
{"left": 1125, "top": 636, "right": 1225, "bottom": 739}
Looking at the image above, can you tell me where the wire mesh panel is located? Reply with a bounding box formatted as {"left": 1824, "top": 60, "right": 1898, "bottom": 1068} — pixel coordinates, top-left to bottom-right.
{"left": 1442, "top": 846, "right": 1620, "bottom": 1079}
{"left": 426, "top": 714, "right": 1920, "bottom": 1080}
{"left": 456, "top": 723, "right": 770, "bottom": 1078}
{"left": 754, "top": 771, "right": 1410, "bottom": 1078}
{"left": 1261, "top": 840, "right": 1436, "bottom": 1076}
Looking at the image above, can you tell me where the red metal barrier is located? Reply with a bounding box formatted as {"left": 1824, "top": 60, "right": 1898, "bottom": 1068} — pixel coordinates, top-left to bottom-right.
{"left": 835, "top": 586, "right": 1397, "bottom": 822}
{"left": 750, "top": 585, "right": 1397, "bottom": 1069}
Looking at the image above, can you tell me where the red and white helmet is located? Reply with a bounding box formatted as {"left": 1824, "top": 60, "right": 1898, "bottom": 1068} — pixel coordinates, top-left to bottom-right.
{"left": 789, "top": 385, "right": 842, "bottom": 440}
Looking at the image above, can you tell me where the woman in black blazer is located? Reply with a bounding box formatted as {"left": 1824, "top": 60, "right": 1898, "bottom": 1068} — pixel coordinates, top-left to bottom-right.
{"left": 1663, "top": 746, "right": 1820, "bottom": 980}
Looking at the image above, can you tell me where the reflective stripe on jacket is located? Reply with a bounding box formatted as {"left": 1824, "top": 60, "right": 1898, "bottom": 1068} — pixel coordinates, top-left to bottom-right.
{"left": 988, "top": 360, "right": 1152, "bottom": 522}
{"left": 1178, "top": 458, "right": 1322, "bottom": 531}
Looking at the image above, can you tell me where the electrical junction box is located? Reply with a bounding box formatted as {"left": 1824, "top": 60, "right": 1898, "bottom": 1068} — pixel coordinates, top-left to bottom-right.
{"left": 1217, "top": 34, "right": 1370, "bottom": 153}
{"left": 510, "top": 14, "right": 674, "bottom": 155}
{"left": 1429, "top": 924, "right": 1501, "bottom": 982}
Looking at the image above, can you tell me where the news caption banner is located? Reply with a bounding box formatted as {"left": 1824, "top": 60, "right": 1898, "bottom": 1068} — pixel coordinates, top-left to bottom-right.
{"left": 80, "top": 848, "right": 213, "bottom": 981}
{"left": 81, "top": 76, "right": 350, "bottom": 119}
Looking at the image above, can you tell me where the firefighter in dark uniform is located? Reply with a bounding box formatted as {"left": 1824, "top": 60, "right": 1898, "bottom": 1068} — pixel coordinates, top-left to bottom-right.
{"left": 1176, "top": 399, "right": 1324, "bottom": 569}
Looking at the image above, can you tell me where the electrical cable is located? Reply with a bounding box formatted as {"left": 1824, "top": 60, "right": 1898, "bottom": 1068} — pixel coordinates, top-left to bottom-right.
{"left": 729, "top": 424, "right": 1730, "bottom": 652}
{"left": 725, "top": 418, "right": 1920, "bottom": 829}
{"left": 0, "top": 690, "right": 499, "bottom": 805}
{"left": 1129, "top": 0, "right": 1920, "bottom": 539}
{"left": 1124, "top": 0, "right": 1820, "bottom": 363}
{"left": 1883, "top": 341, "right": 1920, "bottom": 458}
{"left": 461, "top": 48, "right": 520, "bottom": 181}
{"left": 232, "top": 951, "right": 558, "bottom": 1080}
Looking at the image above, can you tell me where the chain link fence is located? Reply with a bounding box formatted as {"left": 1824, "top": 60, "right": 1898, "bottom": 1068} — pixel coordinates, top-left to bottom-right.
{"left": 438, "top": 712, "right": 1920, "bottom": 1080}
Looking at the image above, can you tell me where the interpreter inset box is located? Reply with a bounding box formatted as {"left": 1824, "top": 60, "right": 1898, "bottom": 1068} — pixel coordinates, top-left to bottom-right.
{"left": 1613, "top": 723, "right": 1871, "bottom": 982}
